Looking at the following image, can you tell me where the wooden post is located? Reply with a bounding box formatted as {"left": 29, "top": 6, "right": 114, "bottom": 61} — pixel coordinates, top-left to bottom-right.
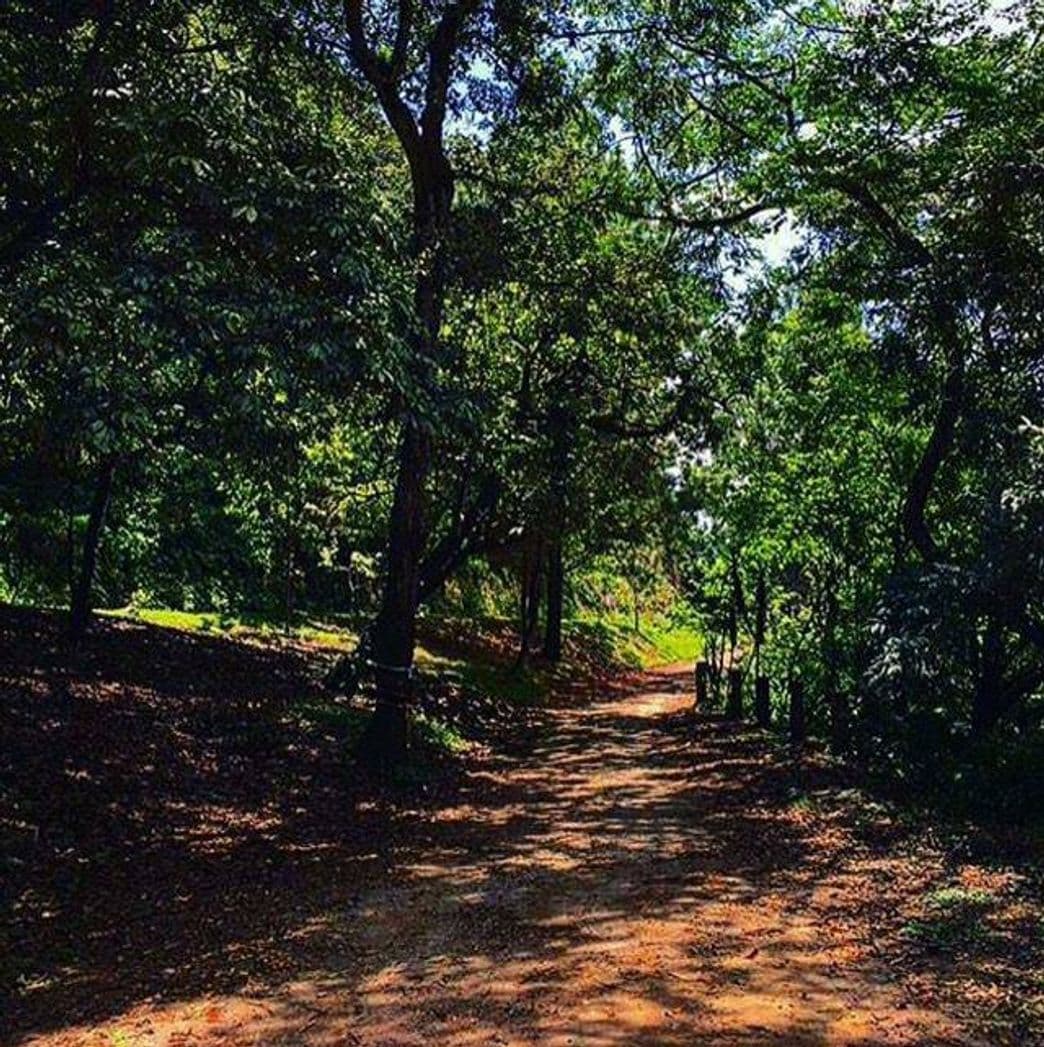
{"left": 726, "top": 667, "right": 743, "bottom": 720}
{"left": 829, "top": 692, "right": 848, "bottom": 752}
{"left": 755, "top": 675, "right": 770, "bottom": 727}
{"left": 694, "top": 660, "right": 709, "bottom": 710}
{"left": 788, "top": 676, "right": 805, "bottom": 743}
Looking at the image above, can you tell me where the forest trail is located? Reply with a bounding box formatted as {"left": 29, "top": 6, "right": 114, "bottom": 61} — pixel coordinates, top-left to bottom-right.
{"left": 13, "top": 660, "right": 1008, "bottom": 1047}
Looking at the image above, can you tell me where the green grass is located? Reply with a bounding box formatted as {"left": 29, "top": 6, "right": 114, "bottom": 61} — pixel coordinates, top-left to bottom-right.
{"left": 102, "top": 607, "right": 220, "bottom": 631}
{"left": 416, "top": 647, "right": 545, "bottom": 704}
{"left": 106, "top": 605, "right": 548, "bottom": 709}
{"left": 103, "top": 602, "right": 701, "bottom": 718}
{"left": 292, "top": 699, "right": 370, "bottom": 742}
{"left": 292, "top": 697, "right": 470, "bottom": 761}
{"left": 634, "top": 618, "right": 704, "bottom": 665}
{"left": 105, "top": 604, "right": 701, "bottom": 673}
{"left": 572, "top": 614, "right": 703, "bottom": 669}
{"left": 787, "top": 791, "right": 823, "bottom": 815}
{"left": 101, "top": 606, "right": 359, "bottom": 650}
{"left": 413, "top": 712, "right": 470, "bottom": 753}
{"left": 902, "top": 886, "right": 998, "bottom": 950}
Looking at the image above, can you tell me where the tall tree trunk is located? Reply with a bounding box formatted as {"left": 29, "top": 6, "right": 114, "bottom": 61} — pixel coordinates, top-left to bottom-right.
{"left": 528, "top": 545, "right": 543, "bottom": 643}
{"left": 544, "top": 539, "right": 564, "bottom": 662}
{"left": 518, "top": 534, "right": 543, "bottom": 663}
{"left": 68, "top": 457, "right": 115, "bottom": 643}
{"left": 362, "top": 177, "right": 446, "bottom": 770}
{"left": 362, "top": 419, "right": 431, "bottom": 769}
{"left": 754, "top": 675, "right": 771, "bottom": 727}
{"left": 824, "top": 585, "right": 846, "bottom": 751}
{"left": 971, "top": 614, "right": 1005, "bottom": 737}
{"left": 788, "top": 676, "right": 806, "bottom": 744}
{"left": 543, "top": 404, "right": 571, "bottom": 661}
{"left": 709, "top": 632, "right": 725, "bottom": 705}
{"left": 902, "top": 327, "right": 964, "bottom": 563}
{"left": 726, "top": 667, "right": 743, "bottom": 720}
{"left": 518, "top": 547, "right": 531, "bottom": 663}
{"left": 694, "top": 660, "right": 709, "bottom": 710}
{"left": 345, "top": 0, "right": 471, "bottom": 771}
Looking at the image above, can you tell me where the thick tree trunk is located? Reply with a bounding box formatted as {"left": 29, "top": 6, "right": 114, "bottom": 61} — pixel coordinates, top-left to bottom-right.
{"left": 284, "top": 531, "right": 296, "bottom": 635}
{"left": 543, "top": 404, "right": 570, "bottom": 662}
{"left": 345, "top": 0, "right": 473, "bottom": 770}
{"left": 544, "top": 539, "right": 564, "bottom": 662}
{"left": 527, "top": 556, "right": 542, "bottom": 651}
{"left": 828, "top": 691, "right": 847, "bottom": 752}
{"left": 363, "top": 186, "right": 444, "bottom": 771}
{"left": 68, "top": 457, "right": 115, "bottom": 643}
{"left": 362, "top": 420, "right": 431, "bottom": 771}
{"left": 753, "top": 570, "right": 767, "bottom": 678}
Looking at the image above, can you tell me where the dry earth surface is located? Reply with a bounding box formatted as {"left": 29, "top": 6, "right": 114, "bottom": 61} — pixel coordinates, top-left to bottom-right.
{"left": 3, "top": 609, "right": 1042, "bottom": 1046}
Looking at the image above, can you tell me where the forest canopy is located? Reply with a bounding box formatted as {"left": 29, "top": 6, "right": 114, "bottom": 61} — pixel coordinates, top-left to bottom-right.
{"left": 2, "top": 0, "right": 1042, "bottom": 801}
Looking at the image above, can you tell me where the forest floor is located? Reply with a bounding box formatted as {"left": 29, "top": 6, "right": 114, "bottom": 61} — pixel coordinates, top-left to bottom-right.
{"left": 3, "top": 608, "right": 1043, "bottom": 1046}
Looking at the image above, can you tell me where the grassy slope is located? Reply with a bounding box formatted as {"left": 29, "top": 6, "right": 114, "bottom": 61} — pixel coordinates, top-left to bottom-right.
{"left": 571, "top": 614, "right": 703, "bottom": 669}
{"left": 95, "top": 607, "right": 699, "bottom": 764}
{"left": 102, "top": 607, "right": 699, "bottom": 678}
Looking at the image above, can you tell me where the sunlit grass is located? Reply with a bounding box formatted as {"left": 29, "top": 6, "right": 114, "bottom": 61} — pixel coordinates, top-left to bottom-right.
{"left": 572, "top": 614, "right": 703, "bottom": 669}
{"left": 101, "top": 606, "right": 359, "bottom": 650}
{"left": 101, "top": 603, "right": 699, "bottom": 715}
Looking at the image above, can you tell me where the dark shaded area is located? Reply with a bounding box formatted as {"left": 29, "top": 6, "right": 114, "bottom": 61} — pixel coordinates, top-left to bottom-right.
{"left": 1, "top": 607, "right": 440, "bottom": 1037}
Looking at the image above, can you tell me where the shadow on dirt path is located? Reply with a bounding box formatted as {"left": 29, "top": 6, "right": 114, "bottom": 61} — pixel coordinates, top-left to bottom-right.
{"left": 9, "top": 625, "right": 1033, "bottom": 1046}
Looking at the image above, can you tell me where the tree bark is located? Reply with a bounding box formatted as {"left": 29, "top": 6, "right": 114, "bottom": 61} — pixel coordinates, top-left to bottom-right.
{"left": 902, "top": 313, "right": 964, "bottom": 563}
{"left": 68, "top": 457, "right": 115, "bottom": 643}
{"left": 543, "top": 404, "right": 571, "bottom": 661}
{"left": 362, "top": 152, "right": 446, "bottom": 769}
{"left": 708, "top": 632, "right": 725, "bottom": 705}
{"left": 823, "top": 585, "right": 846, "bottom": 751}
{"left": 788, "top": 676, "right": 806, "bottom": 744}
{"left": 517, "top": 535, "right": 543, "bottom": 663}
{"left": 544, "top": 539, "right": 564, "bottom": 661}
{"left": 726, "top": 667, "right": 743, "bottom": 720}
{"left": 971, "top": 614, "right": 1005, "bottom": 737}
{"left": 361, "top": 419, "right": 432, "bottom": 770}
{"left": 694, "top": 660, "right": 709, "bottom": 710}
{"left": 345, "top": 0, "right": 474, "bottom": 770}
{"left": 753, "top": 569, "right": 767, "bottom": 678}
{"left": 754, "top": 675, "right": 770, "bottom": 727}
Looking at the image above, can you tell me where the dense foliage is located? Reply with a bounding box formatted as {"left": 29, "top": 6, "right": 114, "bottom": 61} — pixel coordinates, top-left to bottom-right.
{"left": 2, "top": 0, "right": 1041, "bottom": 798}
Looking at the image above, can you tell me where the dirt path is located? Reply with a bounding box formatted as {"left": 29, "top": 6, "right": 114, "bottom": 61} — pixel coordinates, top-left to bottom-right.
{"left": 15, "top": 663, "right": 1024, "bottom": 1047}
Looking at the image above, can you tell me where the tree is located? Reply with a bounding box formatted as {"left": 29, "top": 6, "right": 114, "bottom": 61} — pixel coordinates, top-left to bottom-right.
{"left": 1, "top": 0, "right": 398, "bottom": 637}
